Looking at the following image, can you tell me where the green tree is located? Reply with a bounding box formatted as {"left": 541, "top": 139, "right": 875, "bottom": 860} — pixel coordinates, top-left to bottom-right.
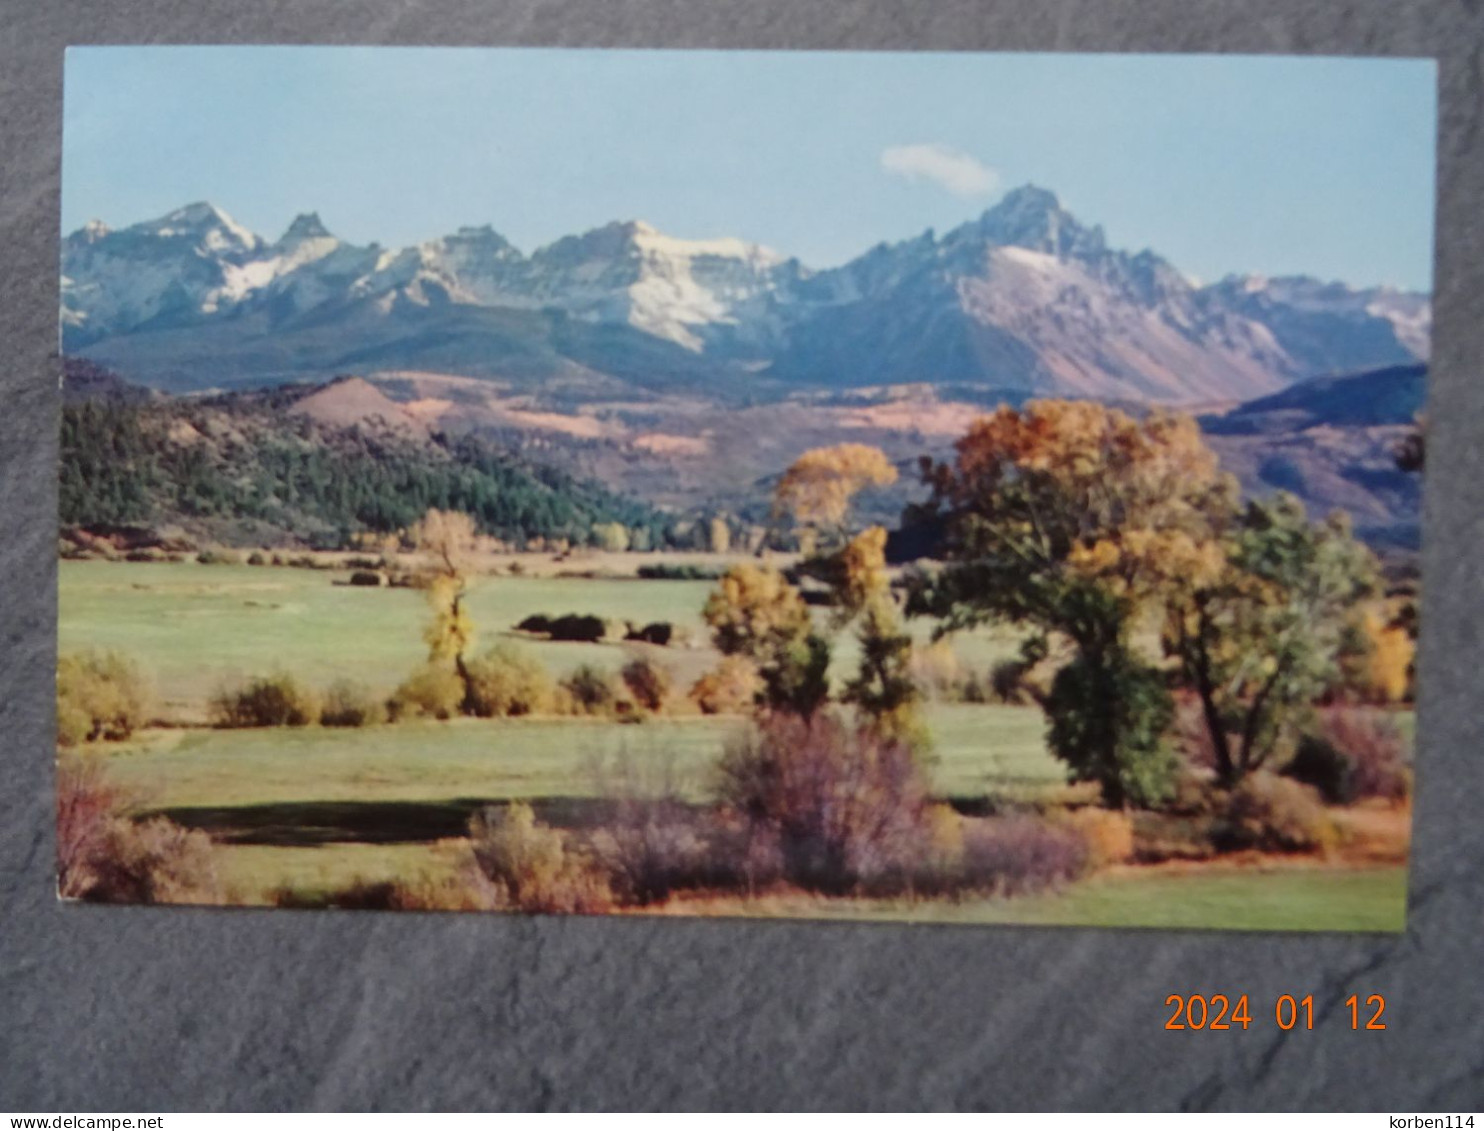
{"left": 703, "top": 563, "right": 830, "bottom": 716}
{"left": 1162, "top": 493, "right": 1379, "bottom": 786}
{"left": 807, "top": 526, "right": 923, "bottom": 742}
{"left": 592, "top": 521, "right": 631, "bottom": 553}
{"left": 909, "top": 401, "right": 1232, "bottom": 807}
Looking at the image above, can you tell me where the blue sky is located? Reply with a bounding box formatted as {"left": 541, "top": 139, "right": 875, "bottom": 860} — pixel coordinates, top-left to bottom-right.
{"left": 63, "top": 47, "right": 1437, "bottom": 290}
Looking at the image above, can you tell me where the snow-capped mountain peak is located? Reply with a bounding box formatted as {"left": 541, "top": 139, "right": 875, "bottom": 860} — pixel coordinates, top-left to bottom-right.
{"left": 60, "top": 189, "right": 1432, "bottom": 402}
{"left": 964, "top": 183, "right": 1108, "bottom": 260}
{"left": 524, "top": 219, "right": 794, "bottom": 351}
{"left": 277, "top": 211, "right": 335, "bottom": 247}
{"left": 143, "top": 201, "right": 262, "bottom": 254}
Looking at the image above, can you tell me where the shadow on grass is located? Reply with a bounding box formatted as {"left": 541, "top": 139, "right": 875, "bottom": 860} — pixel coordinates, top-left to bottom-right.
{"left": 151, "top": 796, "right": 709, "bottom": 846}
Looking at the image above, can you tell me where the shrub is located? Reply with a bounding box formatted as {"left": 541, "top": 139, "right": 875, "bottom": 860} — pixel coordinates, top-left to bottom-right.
{"left": 1059, "top": 807, "right": 1135, "bottom": 868}
{"left": 56, "top": 754, "right": 126, "bottom": 898}
{"left": 272, "top": 872, "right": 494, "bottom": 911}
{"left": 1323, "top": 707, "right": 1411, "bottom": 804}
{"left": 561, "top": 664, "right": 618, "bottom": 715}
{"left": 1283, "top": 733, "right": 1350, "bottom": 804}
{"left": 1284, "top": 707, "right": 1410, "bottom": 804}
{"left": 1216, "top": 773, "right": 1337, "bottom": 854}
{"left": 586, "top": 750, "right": 728, "bottom": 904}
{"left": 958, "top": 815, "right": 1090, "bottom": 896}
{"left": 620, "top": 655, "right": 672, "bottom": 713}
{"left": 465, "top": 643, "right": 554, "bottom": 718}
{"left": 907, "top": 638, "right": 963, "bottom": 700}
{"left": 1126, "top": 809, "right": 1223, "bottom": 864}
{"left": 319, "top": 679, "right": 387, "bottom": 728}
{"left": 196, "top": 548, "right": 241, "bottom": 565}
{"left": 56, "top": 754, "right": 218, "bottom": 904}
{"left": 84, "top": 817, "right": 220, "bottom": 904}
{"left": 549, "top": 614, "right": 616, "bottom": 643}
{"left": 517, "top": 612, "right": 628, "bottom": 643}
{"left": 590, "top": 811, "right": 714, "bottom": 905}
{"left": 55, "top": 697, "right": 92, "bottom": 748}
{"left": 637, "top": 563, "right": 723, "bottom": 581}
{"left": 468, "top": 802, "right": 613, "bottom": 914}
{"left": 246, "top": 551, "right": 268, "bottom": 566}
{"left": 625, "top": 621, "right": 675, "bottom": 646}
{"left": 388, "top": 664, "right": 465, "bottom": 721}
{"left": 989, "top": 658, "right": 1036, "bottom": 705}
{"left": 715, "top": 711, "right": 931, "bottom": 894}
{"left": 689, "top": 656, "right": 763, "bottom": 715}
{"left": 211, "top": 673, "right": 319, "bottom": 728}
{"left": 1359, "top": 608, "right": 1415, "bottom": 704}
{"left": 56, "top": 650, "right": 153, "bottom": 744}
{"left": 959, "top": 673, "right": 989, "bottom": 704}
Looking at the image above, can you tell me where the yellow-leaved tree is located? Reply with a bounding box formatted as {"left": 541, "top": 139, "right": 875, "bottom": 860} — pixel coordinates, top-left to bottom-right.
{"left": 1362, "top": 607, "right": 1415, "bottom": 704}
{"left": 832, "top": 525, "right": 923, "bottom": 744}
{"left": 411, "top": 508, "right": 483, "bottom": 710}
{"left": 702, "top": 562, "right": 830, "bottom": 717}
{"left": 774, "top": 443, "right": 898, "bottom": 549}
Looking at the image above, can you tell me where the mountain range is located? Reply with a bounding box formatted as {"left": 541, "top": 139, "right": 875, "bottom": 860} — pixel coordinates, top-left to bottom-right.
{"left": 61, "top": 187, "right": 1429, "bottom": 404}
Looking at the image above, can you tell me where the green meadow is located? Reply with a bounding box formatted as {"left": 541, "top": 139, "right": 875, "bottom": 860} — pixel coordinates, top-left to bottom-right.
{"left": 59, "top": 559, "right": 1410, "bottom": 929}
{"left": 59, "top": 560, "right": 1025, "bottom": 721}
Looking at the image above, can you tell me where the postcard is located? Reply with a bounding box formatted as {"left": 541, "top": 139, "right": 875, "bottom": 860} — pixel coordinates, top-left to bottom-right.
{"left": 56, "top": 47, "right": 1432, "bottom": 929}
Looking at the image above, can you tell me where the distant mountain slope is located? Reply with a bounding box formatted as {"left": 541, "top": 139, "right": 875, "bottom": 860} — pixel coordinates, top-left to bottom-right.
{"left": 1201, "top": 364, "right": 1425, "bottom": 548}
{"left": 1201, "top": 363, "right": 1426, "bottom": 434}
{"left": 59, "top": 363, "right": 671, "bottom": 549}
{"left": 61, "top": 188, "right": 1429, "bottom": 405}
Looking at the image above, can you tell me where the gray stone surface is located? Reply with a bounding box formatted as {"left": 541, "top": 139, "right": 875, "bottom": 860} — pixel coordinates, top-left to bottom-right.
{"left": 2, "top": 0, "right": 1482, "bottom": 1111}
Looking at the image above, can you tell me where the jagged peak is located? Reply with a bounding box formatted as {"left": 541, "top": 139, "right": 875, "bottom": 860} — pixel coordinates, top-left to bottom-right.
{"left": 131, "top": 201, "right": 261, "bottom": 250}
{"left": 439, "top": 223, "right": 519, "bottom": 251}
{"left": 535, "top": 217, "right": 781, "bottom": 265}
{"left": 966, "top": 183, "right": 1106, "bottom": 259}
{"left": 163, "top": 200, "right": 231, "bottom": 225}
{"left": 65, "top": 218, "right": 111, "bottom": 245}
{"left": 278, "top": 211, "right": 334, "bottom": 245}
{"left": 994, "top": 183, "right": 1065, "bottom": 213}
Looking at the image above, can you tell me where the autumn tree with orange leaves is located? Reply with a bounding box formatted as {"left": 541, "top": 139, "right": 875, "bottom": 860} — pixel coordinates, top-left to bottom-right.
{"left": 909, "top": 401, "right": 1234, "bottom": 806}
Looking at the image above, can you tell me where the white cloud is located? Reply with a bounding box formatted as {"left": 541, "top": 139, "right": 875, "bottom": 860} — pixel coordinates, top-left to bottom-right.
{"left": 880, "top": 143, "right": 998, "bottom": 198}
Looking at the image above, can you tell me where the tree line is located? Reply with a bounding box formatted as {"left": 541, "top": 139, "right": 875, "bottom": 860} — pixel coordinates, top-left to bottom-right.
{"left": 59, "top": 399, "right": 679, "bottom": 549}
{"left": 714, "top": 402, "right": 1414, "bottom": 810}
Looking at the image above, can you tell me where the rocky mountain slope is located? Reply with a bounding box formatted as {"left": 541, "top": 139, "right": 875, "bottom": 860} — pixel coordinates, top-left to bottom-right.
{"left": 62, "top": 188, "right": 1429, "bottom": 404}
{"left": 1201, "top": 364, "right": 1425, "bottom": 548}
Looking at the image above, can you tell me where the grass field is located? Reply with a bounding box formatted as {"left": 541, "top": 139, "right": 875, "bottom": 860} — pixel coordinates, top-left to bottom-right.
{"left": 207, "top": 841, "right": 1407, "bottom": 932}
{"left": 60, "top": 558, "right": 1411, "bottom": 931}
{"left": 59, "top": 559, "right": 1024, "bottom": 721}
{"left": 91, "top": 707, "right": 1408, "bottom": 930}
{"left": 657, "top": 865, "right": 1410, "bottom": 932}
{"left": 100, "top": 703, "right": 1064, "bottom": 811}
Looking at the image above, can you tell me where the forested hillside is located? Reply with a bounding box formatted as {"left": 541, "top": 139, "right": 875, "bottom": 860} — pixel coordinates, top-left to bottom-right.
{"left": 59, "top": 377, "right": 671, "bottom": 550}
